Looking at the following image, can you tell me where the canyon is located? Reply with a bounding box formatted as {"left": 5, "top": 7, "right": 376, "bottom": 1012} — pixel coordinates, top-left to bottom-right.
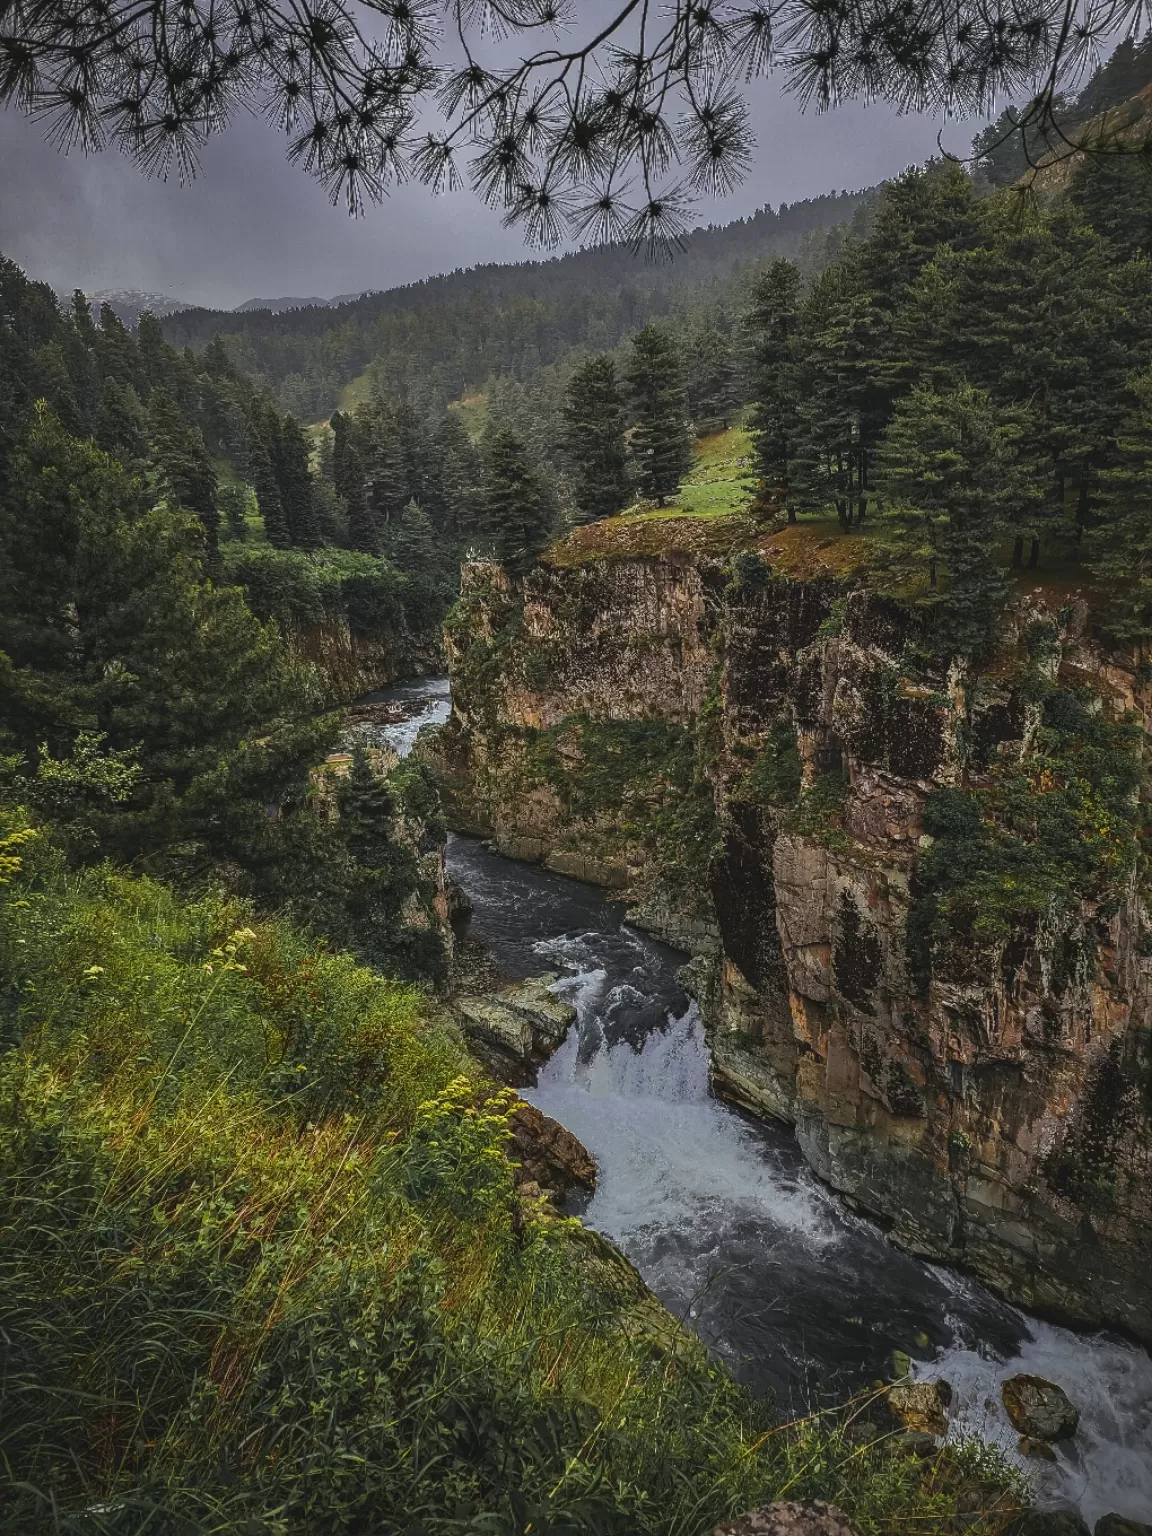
{"left": 419, "top": 526, "right": 1152, "bottom": 1347}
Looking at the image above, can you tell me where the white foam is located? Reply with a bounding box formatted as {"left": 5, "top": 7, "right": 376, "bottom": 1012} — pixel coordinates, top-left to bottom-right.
{"left": 919, "top": 1306, "right": 1152, "bottom": 1527}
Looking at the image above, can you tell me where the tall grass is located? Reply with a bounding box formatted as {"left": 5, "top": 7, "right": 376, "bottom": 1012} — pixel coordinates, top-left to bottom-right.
{"left": 0, "top": 811, "right": 1027, "bottom": 1535}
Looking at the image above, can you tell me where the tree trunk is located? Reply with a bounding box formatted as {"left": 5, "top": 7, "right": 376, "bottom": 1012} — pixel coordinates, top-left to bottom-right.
{"left": 1012, "top": 536, "right": 1024, "bottom": 568}
{"left": 929, "top": 559, "right": 937, "bottom": 591}
{"left": 1027, "top": 537, "right": 1040, "bottom": 570}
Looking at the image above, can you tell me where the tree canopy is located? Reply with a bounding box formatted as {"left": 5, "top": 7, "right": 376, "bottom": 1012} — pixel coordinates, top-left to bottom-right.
{"left": 2, "top": 0, "right": 1141, "bottom": 247}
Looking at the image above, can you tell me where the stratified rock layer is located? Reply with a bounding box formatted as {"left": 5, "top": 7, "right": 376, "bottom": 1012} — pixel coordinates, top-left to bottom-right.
{"left": 423, "top": 552, "right": 1152, "bottom": 1342}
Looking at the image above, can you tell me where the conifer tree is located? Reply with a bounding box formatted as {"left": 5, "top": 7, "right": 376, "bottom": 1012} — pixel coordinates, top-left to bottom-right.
{"left": 626, "top": 324, "right": 692, "bottom": 506}
{"left": 746, "top": 258, "right": 802, "bottom": 520}
{"left": 273, "top": 414, "right": 321, "bottom": 548}
{"left": 562, "top": 354, "right": 630, "bottom": 523}
{"left": 358, "top": 400, "right": 410, "bottom": 530}
{"left": 149, "top": 389, "right": 219, "bottom": 555}
{"left": 97, "top": 302, "right": 137, "bottom": 387}
{"left": 136, "top": 312, "right": 172, "bottom": 397}
{"left": 249, "top": 404, "right": 290, "bottom": 548}
{"left": 875, "top": 383, "right": 1041, "bottom": 654}
{"left": 478, "top": 426, "right": 556, "bottom": 569}
{"left": 1086, "top": 369, "right": 1152, "bottom": 640}
{"left": 430, "top": 411, "right": 480, "bottom": 536}
{"left": 95, "top": 378, "right": 149, "bottom": 468}
{"left": 683, "top": 321, "right": 741, "bottom": 430}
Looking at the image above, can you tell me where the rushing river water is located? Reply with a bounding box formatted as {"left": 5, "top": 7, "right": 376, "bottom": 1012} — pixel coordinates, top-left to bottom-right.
{"left": 373, "top": 676, "right": 1152, "bottom": 1529}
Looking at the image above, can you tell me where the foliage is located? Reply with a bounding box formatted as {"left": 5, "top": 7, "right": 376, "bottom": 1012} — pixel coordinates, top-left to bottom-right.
{"left": 735, "top": 723, "right": 804, "bottom": 809}
{"left": 627, "top": 324, "right": 694, "bottom": 506}
{"left": 525, "top": 714, "right": 719, "bottom": 881}
{"left": 563, "top": 354, "right": 631, "bottom": 524}
{"left": 476, "top": 426, "right": 557, "bottom": 572}
{"left": 906, "top": 689, "right": 1144, "bottom": 992}
{"left": 874, "top": 383, "right": 1042, "bottom": 656}
{"left": 0, "top": 816, "right": 1026, "bottom": 1535}
{"left": 3, "top": 0, "right": 1093, "bottom": 248}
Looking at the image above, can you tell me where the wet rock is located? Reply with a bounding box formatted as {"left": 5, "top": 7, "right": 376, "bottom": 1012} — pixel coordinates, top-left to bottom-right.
{"left": 1011, "top": 1512, "right": 1090, "bottom": 1536}
{"left": 500, "top": 973, "right": 577, "bottom": 1043}
{"left": 454, "top": 995, "right": 534, "bottom": 1058}
{"left": 1096, "top": 1518, "right": 1152, "bottom": 1536}
{"left": 452, "top": 973, "right": 577, "bottom": 1082}
{"left": 1001, "top": 1375, "right": 1080, "bottom": 1441}
{"left": 509, "top": 1101, "right": 596, "bottom": 1197}
{"left": 712, "top": 1501, "right": 858, "bottom": 1536}
{"left": 893, "top": 1430, "right": 941, "bottom": 1458}
{"left": 1018, "top": 1436, "right": 1058, "bottom": 1462}
{"left": 887, "top": 1380, "right": 949, "bottom": 1435}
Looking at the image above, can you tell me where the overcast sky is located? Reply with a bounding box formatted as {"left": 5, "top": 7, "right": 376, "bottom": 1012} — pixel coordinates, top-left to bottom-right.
{"left": 0, "top": 81, "right": 984, "bottom": 311}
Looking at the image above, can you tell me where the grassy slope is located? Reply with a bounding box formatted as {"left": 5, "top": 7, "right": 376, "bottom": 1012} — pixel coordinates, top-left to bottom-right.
{"left": 0, "top": 812, "right": 1026, "bottom": 1535}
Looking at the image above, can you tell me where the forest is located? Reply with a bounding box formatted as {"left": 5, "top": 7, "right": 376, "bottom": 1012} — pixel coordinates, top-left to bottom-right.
{"left": 3, "top": 27, "right": 1152, "bottom": 1534}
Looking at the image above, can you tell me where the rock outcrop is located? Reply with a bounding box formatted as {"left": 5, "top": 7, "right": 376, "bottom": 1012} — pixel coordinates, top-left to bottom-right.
{"left": 423, "top": 546, "right": 1152, "bottom": 1342}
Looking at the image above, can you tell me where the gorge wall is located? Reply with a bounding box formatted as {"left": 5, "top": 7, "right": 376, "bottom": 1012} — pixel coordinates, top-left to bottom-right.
{"left": 421, "top": 534, "right": 1152, "bottom": 1345}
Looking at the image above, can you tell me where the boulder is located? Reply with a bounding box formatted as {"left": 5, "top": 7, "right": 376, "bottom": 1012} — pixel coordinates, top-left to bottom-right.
{"left": 1096, "top": 1519, "right": 1152, "bottom": 1536}
{"left": 509, "top": 1101, "right": 596, "bottom": 1197}
{"left": 454, "top": 995, "right": 534, "bottom": 1058}
{"left": 712, "top": 1502, "right": 858, "bottom": 1536}
{"left": 1011, "top": 1513, "right": 1090, "bottom": 1536}
{"left": 1001, "top": 1375, "right": 1080, "bottom": 1441}
{"left": 501, "top": 973, "right": 577, "bottom": 1043}
{"left": 886, "top": 1380, "right": 949, "bottom": 1435}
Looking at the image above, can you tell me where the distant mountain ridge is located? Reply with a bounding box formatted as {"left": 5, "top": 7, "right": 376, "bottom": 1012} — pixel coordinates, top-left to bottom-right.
{"left": 88, "top": 288, "right": 196, "bottom": 328}
{"left": 235, "top": 291, "right": 377, "bottom": 313}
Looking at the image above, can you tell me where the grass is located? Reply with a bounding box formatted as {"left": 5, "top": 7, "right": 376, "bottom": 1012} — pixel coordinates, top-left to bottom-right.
{"left": 450, "top": 391, "right": 490, "bottom": 442}
{"left": 0, "top": 811, "right": 1029, "bottom": 1535}
{"left": 337, "top": 366, "right": 377, "bottom": 414}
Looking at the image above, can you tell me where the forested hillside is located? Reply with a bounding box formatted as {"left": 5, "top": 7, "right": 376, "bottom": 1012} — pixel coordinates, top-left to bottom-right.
{"left": 162, "top": 188, "right": 870, "bottom": 417}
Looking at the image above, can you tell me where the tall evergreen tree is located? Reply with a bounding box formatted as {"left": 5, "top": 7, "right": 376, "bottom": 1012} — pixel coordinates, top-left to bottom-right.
{"left": 562, "top": 354, "right": 630, "bottom": 523}
{"left": 626, "top": 325, "right": 692, "bottom": 506}
{"left": 273, "top": 414, "right": 321, "bottom": 548}
{"left": 149, "top": 390, "right": 219, "bottom": 555}
{"left": 875, "top": 383, "right": 1041, "bottom": 654}
{"left": 478, "top": 426, "right": 556, "bottom": 570}
{"left": 95, "top": 378, "right": 149, "bottom": 468}
{"left": 249, "top": 403, "right": 290, "bottom": 549}
{"left": 746, "top": 258, "right": 802, "bottom": 520}
{"left": 683, "top": 320, "right": 741, "bottom": 429}
{"left": 1086, "top": 369, "right": 1152, "bottom": 640}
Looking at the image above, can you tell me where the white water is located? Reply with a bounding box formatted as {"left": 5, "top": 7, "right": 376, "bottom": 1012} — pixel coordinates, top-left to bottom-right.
{"left": 525, "top": 927, "right": 1152, "bottom": 1527}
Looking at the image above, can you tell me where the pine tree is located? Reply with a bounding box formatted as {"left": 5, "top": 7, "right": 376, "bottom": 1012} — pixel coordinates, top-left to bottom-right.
{"left": 430, "top": 411, "right": 481, "bottom": 536}
{"left": 273, "top": 414, "right": 321, "bottom": 548}
{"left": 875, "top": 382, "right": 1041, "bottom": 654}
{"left": 746, "top": 258, "right": 802, "bottom": 520}
{"left": 96, "top": 302, "right": 137, "bottom": 388}
{"left": 1085, "top": 369, "right": 1152, "bottom": 640}
{"left": 478, "top": 426, "right": 556, "bottom": 569}
{"left": 149, "top": 390, "right": 220, "bottom": 555}
{"left": 683, "top": 321, "right": 741, "bottom": 430}
{"left": 136, "top": 312, "right": 172, "bottom": 397}
{"left": 358, "top": 399, "right": 410, "bottom": 530}
{"left": 625, "top": 324, "right": 692, "bottom": 506}
{"left": 562, "top": 354, "right": 630, "bottom": 523}
{"left": 95, "top": 378, "right": 149, "bottom": 468}
{"left": 249, "top": 404, "right": 290, "bottom": 549}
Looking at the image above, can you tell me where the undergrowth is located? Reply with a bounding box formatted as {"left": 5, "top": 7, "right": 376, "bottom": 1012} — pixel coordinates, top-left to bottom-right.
{"left": 0, "top": 813, "right": 1027, "bottom": 1535}
{"left": 907, "top": 686, "right": 1144, "bottom": 993}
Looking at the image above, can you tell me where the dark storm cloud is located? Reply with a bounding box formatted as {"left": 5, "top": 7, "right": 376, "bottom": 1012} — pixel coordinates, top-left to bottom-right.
{"left": 0, "top": 83, "right": 981, "bottom": 309}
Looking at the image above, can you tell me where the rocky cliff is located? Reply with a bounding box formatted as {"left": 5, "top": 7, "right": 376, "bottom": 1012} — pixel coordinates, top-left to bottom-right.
{"left": 421, "top": 524, "right": 1152, "bottom": 1344}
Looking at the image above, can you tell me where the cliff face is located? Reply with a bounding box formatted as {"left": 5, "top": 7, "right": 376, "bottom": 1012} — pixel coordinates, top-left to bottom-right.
{"left": 287, "top": 616, "right": 438, "bottom": 703}
{"left": 423, "top": 545, "right": 1152, "bottom": 1343}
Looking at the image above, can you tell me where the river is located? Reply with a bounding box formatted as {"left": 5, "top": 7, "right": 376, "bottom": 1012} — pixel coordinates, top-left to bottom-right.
{"left": 370, "top": 675, "right": 1152, "bottom": 1530}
